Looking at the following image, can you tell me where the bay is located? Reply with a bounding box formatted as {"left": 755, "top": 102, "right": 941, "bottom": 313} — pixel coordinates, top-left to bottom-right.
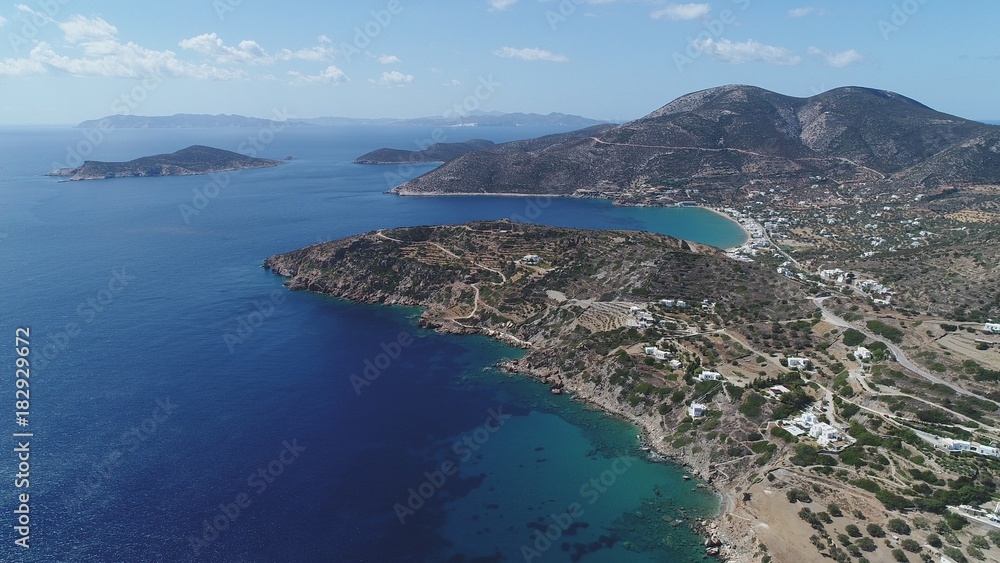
{"left": 0, "top": 125, "right": 736, "bottom": 562}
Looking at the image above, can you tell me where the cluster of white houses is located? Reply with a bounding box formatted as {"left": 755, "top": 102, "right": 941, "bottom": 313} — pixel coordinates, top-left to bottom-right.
{"left": 780, "top": 410, "right": 844, "bottom": 447}
{"left": 985, "top": 323, "right": 1000, "bottom": 334}
{"left": 643, "top": 346, "right": 683, "bottom": 370}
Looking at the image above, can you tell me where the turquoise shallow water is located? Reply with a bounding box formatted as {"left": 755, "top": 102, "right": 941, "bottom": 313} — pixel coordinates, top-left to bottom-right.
{"left": 0, "top": 126, "right": 728, "bottom": 562}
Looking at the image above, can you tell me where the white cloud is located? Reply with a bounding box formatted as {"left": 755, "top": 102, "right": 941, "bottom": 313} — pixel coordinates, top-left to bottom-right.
{"left": 493, "top": 46, "right": 567, "bottom": 62}
{"left": 376, "top": 54, "right": 401, "bottom": 64}
{"left": 808, "top": 47, "right": 864, "bottom": 68}
{"left": 289, "top": 65, "right": 348, "bottom": 84}
{"left": 488, "top": 0, "right": 517, "bottom": 11}
{"left": 443, "top": 79, "right": 461, "bottom": 86}
{"left": 179, "top": 33, "right": 268, "bottom": 64}
{"left": 59, "top": 15, "right": 118, "bottom": 43}
{"left": 0, "top": 16, "right": 245, "bottom": 80}
{"left": 651, "top": 3, "right": 710, "bottom": 20}
{"left": 15, "top": 4, "right": 54, "bottom": 24}
{"left": 788, "top": 7, "right": 827, "bottom": 18}
{"left": 0, "top": 15, "right": 7, "bottom": 27}
{"left": 370, "top": 70, "right": 413, "bottom": 86}
{"left": 179, "top": 33, "right": 335, "bottom": 65}
{"left": 0, "top": 39, "right": 247, "bottom": 80}
{"left": 692, "top": 38, "right": 801, "bottom": 65}
{"left": 275, "top": 43, "right": 337, "bottom": 63}
{"left": 0, "top": 16, "right": 335, "bottom": 82}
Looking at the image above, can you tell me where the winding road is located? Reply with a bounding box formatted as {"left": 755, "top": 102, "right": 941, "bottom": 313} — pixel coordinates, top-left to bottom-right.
{"left": 812, "top": 297, "right": 998, "bottom": 408}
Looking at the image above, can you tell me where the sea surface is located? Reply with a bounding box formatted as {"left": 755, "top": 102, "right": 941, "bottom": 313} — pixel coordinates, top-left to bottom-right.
{"left": 0, "top": 125, "right": 743, "bottom": 562}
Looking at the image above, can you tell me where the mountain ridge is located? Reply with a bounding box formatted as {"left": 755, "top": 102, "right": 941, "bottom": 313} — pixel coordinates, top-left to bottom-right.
{"left": 391, "top": 85, "right": 1000, "bottom": 198}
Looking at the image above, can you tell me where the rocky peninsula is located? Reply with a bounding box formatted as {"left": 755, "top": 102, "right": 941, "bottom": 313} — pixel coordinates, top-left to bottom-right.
{"left": 265, "top": 220, "right": 822, "bottom": 561}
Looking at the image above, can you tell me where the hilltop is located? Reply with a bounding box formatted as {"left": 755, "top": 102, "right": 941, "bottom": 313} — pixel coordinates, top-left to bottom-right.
{"left": 48, "top": 145, "right": 281, "bottom": 181}
{"left": 393, "top": 85, "right": 1000, "bottom": 197}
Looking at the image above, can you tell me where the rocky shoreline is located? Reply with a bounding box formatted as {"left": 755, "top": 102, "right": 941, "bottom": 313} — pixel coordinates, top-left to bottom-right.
{"left": 261, "top": 222, "right": 789, "bottom": 561}
{"left": 493, "top": 356, "right": 749, "bottom": 562}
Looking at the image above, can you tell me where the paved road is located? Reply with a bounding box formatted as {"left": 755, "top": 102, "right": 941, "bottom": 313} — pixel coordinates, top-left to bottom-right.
{"left": 812, "top": 297, "right": 998, "bottom": 408}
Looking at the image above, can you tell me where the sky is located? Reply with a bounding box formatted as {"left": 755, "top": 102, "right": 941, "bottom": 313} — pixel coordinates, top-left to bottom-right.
{"left": 0, "top": 0, "right": 997, "bottom": 125}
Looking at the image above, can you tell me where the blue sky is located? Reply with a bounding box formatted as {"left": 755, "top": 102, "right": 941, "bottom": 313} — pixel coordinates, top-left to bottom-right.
{"left": 0, "top": 0, "right": 997, "bottom": 124}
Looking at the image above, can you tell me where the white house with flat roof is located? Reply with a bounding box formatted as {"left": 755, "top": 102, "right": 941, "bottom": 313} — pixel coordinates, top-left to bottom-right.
{"left": 854, "top": 347, "right": 872, "bottom": 361}
{"left": 787, "top": 357, "right": 811, "bottom": 369}
{"left": 688, "top": 403, "right": 706, "bottom": 418}
{"left": 985, "top": 323, "right": 1000, "bottom": 334}
{"left": 809, "top": 423, "right": 841, "bottom": 447}
{"left": 697, "top": 370, "right": 722, "bottom": 382}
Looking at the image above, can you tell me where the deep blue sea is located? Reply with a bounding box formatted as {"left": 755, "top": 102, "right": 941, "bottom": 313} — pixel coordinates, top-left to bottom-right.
{"left": 0, "top": 125, "right": 742, "bottom": 562}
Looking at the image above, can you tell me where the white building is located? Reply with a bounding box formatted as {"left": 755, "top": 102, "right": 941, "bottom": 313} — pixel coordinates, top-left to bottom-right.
{"left": 854, "top": 347, "right": 873, "bottom": 361}
{"left": 644, "top": 346, "right": 669, "bottom": 360}
{"left": 520, "top": 254, "right": 541, "bottom": 264}
{"left": 941, "top": 439, "right": 1000, "bottom": 458}
{"left": 697, "top": 370, "right": 722, "bottom": 382}
{"left": 787, "top": 357, "right": 811, "bottom": 369}
{"left": 794, "top": 412, "right": 818, "bottom": 430}
{"left": 769, "top": 385, "right": 791, "bottom": 398}
{"left": 660, "top": 299, "right": 675, "bottom": 308}
{"left": 669, "top": 359, "right": 682, "bottom": 370}
{"left": 688, "top": 403, "right": 706, "bottom": 418}
{"left": 809, "top": 423, "right": 841, "bottom": 447}
{"left": 985, "top": 323, "right": 1000, "bottom": 334}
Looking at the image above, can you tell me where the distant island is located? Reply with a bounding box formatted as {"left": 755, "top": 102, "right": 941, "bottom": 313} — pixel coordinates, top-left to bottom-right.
{"left": 354, "top": 139, "right": 495, "bottom": 164}
{"left": 48, "top": 145, "right": 281, "bottom": 181}
{"left": 78, "top": 111, "right": 608, "bottom": 129}
{"left": 78, "top": 114, "right": 307, "bottom": 130}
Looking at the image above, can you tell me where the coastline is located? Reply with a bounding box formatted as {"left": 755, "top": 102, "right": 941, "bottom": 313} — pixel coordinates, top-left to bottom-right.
{"left": 701, "top": 206, "right": 752, "bottom": 251}
{"left": 495, "top": 357, "right": 745, "bottom": 562}
{"left": 390, "top": 189, "right": 752, "bottom": 252}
